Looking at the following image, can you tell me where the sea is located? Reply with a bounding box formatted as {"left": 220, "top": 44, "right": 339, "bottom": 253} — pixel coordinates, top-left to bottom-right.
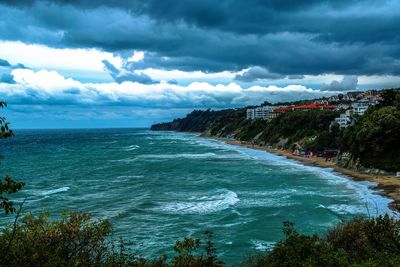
{"left": 0, "top": 128, "right": 396, "bottom": 263}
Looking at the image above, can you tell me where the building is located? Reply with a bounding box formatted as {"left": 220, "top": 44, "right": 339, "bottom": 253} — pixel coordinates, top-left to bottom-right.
{"left": 246, "top": 106, "right": 276, "bottom": 120}
{"left": 313, "top": 99, "right": 329, "bottom": 105}
{"left": 246, "top": 108, "right": 256, "bottom": 120}
{"left": 336, "top": 103, "right": 351, "bottom": 110}
{"left": 273, "top": 103, "right": 336, "bottom": 113}
{"left": 334, "top": 110, "right": 355, "bottom": 128}
{"left": 351, "top": 102, "right": 370, "bottom": 116}
{"left": 247, "top": 103, "right": 337, "bottom": 121}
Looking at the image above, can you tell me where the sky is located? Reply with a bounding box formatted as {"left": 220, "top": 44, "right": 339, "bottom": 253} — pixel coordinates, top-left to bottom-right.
{"left": 0, "top": 0, "right": 399, "bottom": 128}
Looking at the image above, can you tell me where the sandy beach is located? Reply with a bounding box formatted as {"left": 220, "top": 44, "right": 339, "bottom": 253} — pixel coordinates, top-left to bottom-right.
{"left": 218, "top": 138, "right": 400, "bottom": 211}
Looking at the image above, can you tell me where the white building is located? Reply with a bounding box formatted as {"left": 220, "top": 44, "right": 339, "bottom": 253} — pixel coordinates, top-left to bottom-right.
{"left": 246, "top": 106, "right": 276, "bottom": 120}
{"left": 336, "top": 103, "right": 351, "bottom": 111}
{"left": 246, "top": 108, "right": 256, "bottom": 119}
{"left": 351, "top": 102, "right": 370, "bottom": 116}
{"left": 334, "top": 110, "right": 355, "bottom": 128}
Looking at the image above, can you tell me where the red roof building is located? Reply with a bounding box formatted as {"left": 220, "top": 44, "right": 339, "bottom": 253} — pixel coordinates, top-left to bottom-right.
{"left": 273, "top": 104, "right": 336, "bottom": 113}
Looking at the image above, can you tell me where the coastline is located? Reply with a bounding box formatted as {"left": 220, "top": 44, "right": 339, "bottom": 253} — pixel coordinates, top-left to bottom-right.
{"left": 209, "top": 137, "right": 400, "bottom": 212}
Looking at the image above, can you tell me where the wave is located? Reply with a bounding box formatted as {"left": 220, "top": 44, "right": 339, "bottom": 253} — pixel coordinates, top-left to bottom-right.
{"left": 123, "top": 144, "right": 140, "bottom": 151}
{"left": 325, "top": 203, "right": 384, "bottom": 217}
{"left": 41, "top": 186, "right": 70, "bottom": 196}
{"left": 57, "top": 147, "right": 74, "bottom": 152}
{"left": 139, "top": 153, "right": 217, "bottom": 159}
{"left": 109, "top": 158, "right": 138, "bottom": 163}
{"left": 115, "top": 175, "right": 144, "bottom": 181}
{"left": 198, "top": 137, "right": 397, "bottom": 217}
{"left": 156, "top": 189, "right": 239, "bottom": 214}
{"left": 139, "top": 152, "right": 248, "bottom": 160}
{"left": 250, "top": 240, "right": 276, "bottom": 251}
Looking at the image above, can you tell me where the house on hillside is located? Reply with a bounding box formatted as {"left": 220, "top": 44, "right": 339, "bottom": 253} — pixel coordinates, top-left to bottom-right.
{"left": 336, "top": 103, "right": 351, "bottom": 110}
{"left": 273, "top": 103, "right": 336, "bottom": 113}
{"left": 334, "top": 110, "right": 356, "bottom": 128}
{"left": 351, "top": 102, "right": 370, "bottom": 116}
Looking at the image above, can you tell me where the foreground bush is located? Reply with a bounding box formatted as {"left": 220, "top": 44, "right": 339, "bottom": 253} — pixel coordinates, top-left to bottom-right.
{"left": 0, "top": 212, "right": 223, "bottom": 267}
{"left": 2, "top": 212, "right": 400, "bottom": 266}
{"left": 244, "top": 215, "right": 400, "bottom": 267}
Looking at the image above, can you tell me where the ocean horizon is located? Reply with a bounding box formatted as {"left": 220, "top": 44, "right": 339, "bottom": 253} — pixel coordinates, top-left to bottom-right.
{"left": 0, "top": 128, "right": 395, "bottom": 263}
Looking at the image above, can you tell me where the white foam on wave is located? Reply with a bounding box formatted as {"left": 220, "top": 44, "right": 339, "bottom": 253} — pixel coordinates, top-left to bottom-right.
{"left": 242, "top": 197, "right": 297, "bottom": 208}
{"left": 139, "top": 152, "right": 249, "bottom": 160}
{"left": 117, "top": 175, "right": 144, "bottom": 179}
{"left": 123, "top": 144, "right": 140, "bottom": 151}
{"left": 140, "top": 153, "right": 217, "bottom": 159}
{"left": 41, "top": 186, "right": 70, "bottom": 196}
{"left": 109, "top": 158, "right": 138, "bottom": 163}
{"left": 151, "top": 132, "right": 197, "bottom": 142}
{"left": 250, "top": 240, "right": 276, "bottom": 251}
{"left": 326, "top": 204, "right": 365, "bottom": 215}
{"left": 157, "top": 189, "right": 239, "bottom": 214}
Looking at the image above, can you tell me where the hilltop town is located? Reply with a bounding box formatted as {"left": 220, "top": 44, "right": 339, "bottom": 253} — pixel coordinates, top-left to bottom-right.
{"left": 246, "top": 89, "right": 383, "bottom": 129}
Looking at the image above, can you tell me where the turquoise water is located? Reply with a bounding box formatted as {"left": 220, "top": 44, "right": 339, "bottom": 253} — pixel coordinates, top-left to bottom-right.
{"left": 0, "top": 128, "right": 395, "bottom": 263}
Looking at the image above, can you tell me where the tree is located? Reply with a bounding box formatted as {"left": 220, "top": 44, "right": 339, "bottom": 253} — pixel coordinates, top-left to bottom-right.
{"left": 341, "top": 92, "right": 400, "bottom": 171}
{"left": 0, "top": 102, "right": 24, "bottom": 214}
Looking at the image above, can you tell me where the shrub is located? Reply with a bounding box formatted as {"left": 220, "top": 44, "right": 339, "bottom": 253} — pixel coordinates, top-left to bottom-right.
{"left": 0, "top": 212, "right": 223, "bottom": 267}
{"left": 244, "top": 216, "right": 400, "bottom": 267}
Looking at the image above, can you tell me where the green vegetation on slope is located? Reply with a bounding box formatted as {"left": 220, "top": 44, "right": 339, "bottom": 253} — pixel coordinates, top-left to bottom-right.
{"left": 257, "top": 109, "right": 340, "bottom": 149}
{"left": 151, "top": 89, "right": 400, "bottom": 172}
{"left": 150, "top": 109, "right": 246, "bottom": 133}
{"left": 341, "top": 90, "right": 400, "bottom": 171}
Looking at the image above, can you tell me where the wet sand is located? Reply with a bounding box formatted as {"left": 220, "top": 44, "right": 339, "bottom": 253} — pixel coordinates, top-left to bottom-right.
{"left": 220, "top": 139, "right": 400, "bottom": 211}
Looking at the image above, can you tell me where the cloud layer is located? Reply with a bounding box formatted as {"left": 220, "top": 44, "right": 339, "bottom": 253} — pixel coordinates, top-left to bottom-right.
{"left": 325, "top": 75, "right": 359, "bottom": 91}
{"left": 0, "top": 0, "right": 399, "bottom": 77}
{"left": 0, "top": 1, "right": 399, "bottom": 128}
{"left": 1, "top": 69, "right": 335, "bottom": 109}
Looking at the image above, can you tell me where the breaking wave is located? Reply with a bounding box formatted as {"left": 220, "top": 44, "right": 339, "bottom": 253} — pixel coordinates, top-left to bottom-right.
{"left": 157, "top": 189, "right": 239, "bottom": 214}
{"left": 41, "top": 186, "right": 70, "bottom": 196}
{"left": 123, "top": 144, "right": 140, "bottom": 151}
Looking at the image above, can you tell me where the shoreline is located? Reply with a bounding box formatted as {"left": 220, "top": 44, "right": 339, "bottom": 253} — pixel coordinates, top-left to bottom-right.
{"left": 208, "top": 137, "right": 400, "bottom": 212}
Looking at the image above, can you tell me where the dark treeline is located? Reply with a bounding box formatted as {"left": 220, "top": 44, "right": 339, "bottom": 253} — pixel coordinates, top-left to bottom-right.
{"left": 151, "top": 89, "right": 400, "bottom": 172}
{"left": 150, "top": 109, "right": 246, "bottom": 133}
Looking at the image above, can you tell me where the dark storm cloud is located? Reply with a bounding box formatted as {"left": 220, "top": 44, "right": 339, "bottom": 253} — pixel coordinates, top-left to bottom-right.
{"left": 0, "top": 73, "right": 16, "bottom": 84}
{"left": 168, "top": 80, "right": 178, "bottom": 85}
{"left": 0, "top": 58, "right": 27, "bottom": 84}
{"left": 325, "top": 76, "right": 359, "bottom": 91}
{"left": 0, "top": 58, "right": 11, "bottom": 67}
{"left": 1, "top": 0, "right": 400, "bottom": 76}
{"left": 235, "top": 68, "right": 306, "bottom": 82}
{"left": 235, "top": 67, "right": 285, "bottom": 82}
{"left": 63, "top": 88, "right": 81, "bottom": 95}
{"left": 13, "top": 63, "right": 28, "bottom": 69}
{"left": 0, "top": 58, "right": 29, "bottom": 70}
{"left": 102, "top": 59, "right": 157, "bottom": 84}
{"left": 288, "top": 75, "right": 305, "bottom": 80}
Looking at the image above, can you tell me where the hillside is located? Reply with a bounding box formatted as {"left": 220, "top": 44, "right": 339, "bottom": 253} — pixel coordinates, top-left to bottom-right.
{"left": 151, "top": 89, "right": 400, "bottom": 173}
